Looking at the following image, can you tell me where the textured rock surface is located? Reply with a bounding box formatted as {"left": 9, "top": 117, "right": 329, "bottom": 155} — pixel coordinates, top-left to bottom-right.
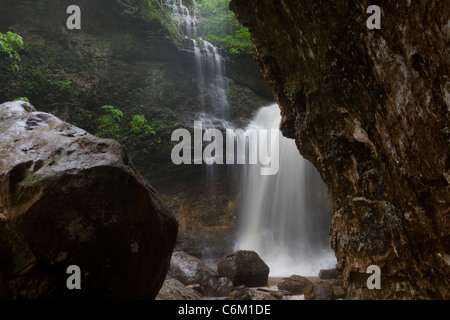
{"left": 318, "top": 268, "right": 342, "bottom": 280}
{"left": 0, "top": 101, "right": 178, "bottom": 299}
{"left": 231, "top": 0, "right": 450, "bottom": 299}
{"left": 204, "top": 277, "right": 234, "bottom": 297}
{"left": 217, "top": 250, "right": 270, "bottom": 287}
{"left": 229, "top": 285, "right": 253, "bottom": 300}
{"left": 277, "top": 275, "right": 313, "bottom": 294}
{"left": 169, "top": 251, "right": 217, "bottom": 288}
{"left": 156, "top": 278, "right": 202, "bottom": 300}
{"left": 304, "top": 281, "right": 334, "bottom": 301}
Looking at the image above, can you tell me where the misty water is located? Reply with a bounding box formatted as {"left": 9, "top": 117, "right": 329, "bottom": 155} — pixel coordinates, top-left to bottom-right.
{"left": 165, "top": 0, "right": 336, "bottom": 277}
{"left": 236, "top": 105, "right": 336, "bottom": 276}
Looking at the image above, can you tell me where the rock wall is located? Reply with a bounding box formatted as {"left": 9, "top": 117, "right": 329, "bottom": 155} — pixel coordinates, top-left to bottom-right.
{"left": 0, "top": 101, "right": 178, "bottom": 299}
{"left": 230, "top": 0, "right": 450, "bottom": 299}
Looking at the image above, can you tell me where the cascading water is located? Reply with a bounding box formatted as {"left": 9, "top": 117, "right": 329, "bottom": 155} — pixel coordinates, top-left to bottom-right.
{"left": 164, "top": 0, "right": 229, "bottom": 119}
{"left": 164, "top": 2, "right": 335, "bottom": 274}
{"left": 236, "top": 104, "right": 336, "bottom": 276}
{"left": 164, "top": 0, "right": 199, "bottom": 38}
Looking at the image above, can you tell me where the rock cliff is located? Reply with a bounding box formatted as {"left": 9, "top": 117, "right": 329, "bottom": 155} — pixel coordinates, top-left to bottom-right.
{"left": 0, "top": 101, "right": 178, "bottom": 299}
{"left": 230, "top": 0, "right": 450, "bottom": 299}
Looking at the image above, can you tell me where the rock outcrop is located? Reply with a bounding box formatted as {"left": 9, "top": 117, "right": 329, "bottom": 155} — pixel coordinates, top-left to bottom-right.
{"left": 217, "top": 250, "right": 270, "bottom": 287}
{"left": 231, "top": 0, "right": 450, "bottom": 299}
{"left": 0, "top": 101, "right": 178, "bottom": 299}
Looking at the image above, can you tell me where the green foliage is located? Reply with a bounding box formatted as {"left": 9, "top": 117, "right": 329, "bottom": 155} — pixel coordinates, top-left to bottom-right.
{"left": 60, "top": 79, "right": 72, "bottom": 88}
{"left": 130, "top": 114, "right": 155, "bottom": 135}
{"left": 0, "top": 31, "right": 24, "bottom": 90}
{"left": 96, "top": 105, "right": 124, "bottom": 138}
{"left": 118, "top": 0, "right": 183, "bottom": 44}
{"left": 199, "top": 0, "right": 253, "bottom": 56}
{"left": 118, "top": 0, "right": 251, "bottom": 54}
{"left": 14, "top": 97, "right": 30, "bottom": 102}
{"left": 95, "top": 105, "right": 163, "bottom": 158}
{"left": 0, "top": 31, "right": 24, "bottom": 71}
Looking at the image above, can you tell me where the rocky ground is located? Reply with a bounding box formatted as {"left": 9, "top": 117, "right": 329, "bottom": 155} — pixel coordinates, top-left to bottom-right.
{"left": 157, "top": 250, "right": 345, "bottom": 300}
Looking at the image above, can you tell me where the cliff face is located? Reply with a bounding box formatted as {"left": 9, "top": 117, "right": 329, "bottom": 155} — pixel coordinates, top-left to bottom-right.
{"left": 231, "top": 0, "right": 450, "bottom": 299}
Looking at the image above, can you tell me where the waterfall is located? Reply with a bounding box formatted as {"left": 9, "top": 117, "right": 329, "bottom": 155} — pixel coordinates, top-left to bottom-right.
{"left": 164, "top": 2, "right": 335, "bottom": 275}
{"left": 201, "top": 40, "right": 229, "bottom": 119}
{"left": 164, "top": 0, "right": 198, "bottom": 38}
{"left": 236, "top": 104, "right": 336, "bottom": 276}
{"left": 164, "top": 0, "right": 229, "bottom": 119}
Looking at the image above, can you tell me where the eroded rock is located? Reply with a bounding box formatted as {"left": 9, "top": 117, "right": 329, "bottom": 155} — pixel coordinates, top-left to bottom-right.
{"left": 204, "top": 277, "right": 234, "bottom": 297}
{"left": 318, "top": 269, "right": 342, "bottom": 280}
{"left": 229, "top": 285, "right": 252, "bottom": 300}
{"left": 304, "top": 281, "right": 334, "bottom": 301}
{"left": 217, "top": 250, "right": 269, "bottom": 287}
{"left": 156, "top": 278, "right": 202, "bottom": 300}
{"left": 230, "top": 0, "right": 450, "bottom": 299}
{"left": 277, "top": 275, "right": 313, "bottom": 295}
{"left": 0, "top": 101, "right": 178, "bottom": 299}
{"left": 169, "top": 251, "right": 217, "bottom": 288}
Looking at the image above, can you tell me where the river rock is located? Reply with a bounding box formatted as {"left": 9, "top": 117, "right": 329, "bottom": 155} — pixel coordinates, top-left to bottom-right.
{"left": 229, "top": 285, "right": 253, "bottom": 300}
{"left": 204, "top": 277, "right": 234, "bottom": 297}
{"left": 217, "top": 250, "right": 270, "bottom": 287}
{"left": 318, "top": 268, "right": 342, "bottom": 280}
{"left": 0, "top": 101, "right": 178, "bottom": 299}
{"left": 156, "top": 278, "right": 202, "bottom": 300}
{"left": 169, "top": 251, "right": 217, "bottom": 288}
{"left": 277, "top": 275, "right": 313, "bottom": 294}
{"left": 304, "top": 281, "right": 334, "bottom": 300}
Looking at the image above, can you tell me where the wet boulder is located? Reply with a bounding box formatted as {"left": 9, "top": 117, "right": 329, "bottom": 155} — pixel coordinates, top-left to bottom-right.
{"left": 217, "top": 250, "right": 270, "bottom": 287}
{"left": 156, "top": 278, "right": 202, "bottom": 300}
{"left": 229, "top": 285, "right": 253, "bottom": 300}
{"left": 168, "top": 251, "right": 217, "bottom": 288}
{"left": 277, "top": 275, "right": 313, "bottom": 294}
{"left": 0, "top": 101, "right": 178, "bottom": 299}
{"left": 204, "top": 277, "right": 234, "bottom": 297}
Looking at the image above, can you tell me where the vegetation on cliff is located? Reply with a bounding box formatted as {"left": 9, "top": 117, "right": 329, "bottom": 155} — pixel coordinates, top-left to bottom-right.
{"left": 120, "top": 0, "right": 253, "bottom": 56}
{"left": 0, "top": 31, "right": 24, "bottom": 90}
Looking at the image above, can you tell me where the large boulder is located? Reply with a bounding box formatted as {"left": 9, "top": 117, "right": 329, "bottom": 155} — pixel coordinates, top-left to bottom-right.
{"left": 217, "top": 250, "right": 269, "bottom": 287}
{"left": 0, "top": 101, "right": 178, "bottom": 299}
{"left": 168, "top": 251, "right": 217, "bottom": 288}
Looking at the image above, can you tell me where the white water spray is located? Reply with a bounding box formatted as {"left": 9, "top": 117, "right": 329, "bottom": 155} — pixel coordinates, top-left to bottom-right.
{"left": 236, "top": 104, "right": 336, "bottom": 276}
